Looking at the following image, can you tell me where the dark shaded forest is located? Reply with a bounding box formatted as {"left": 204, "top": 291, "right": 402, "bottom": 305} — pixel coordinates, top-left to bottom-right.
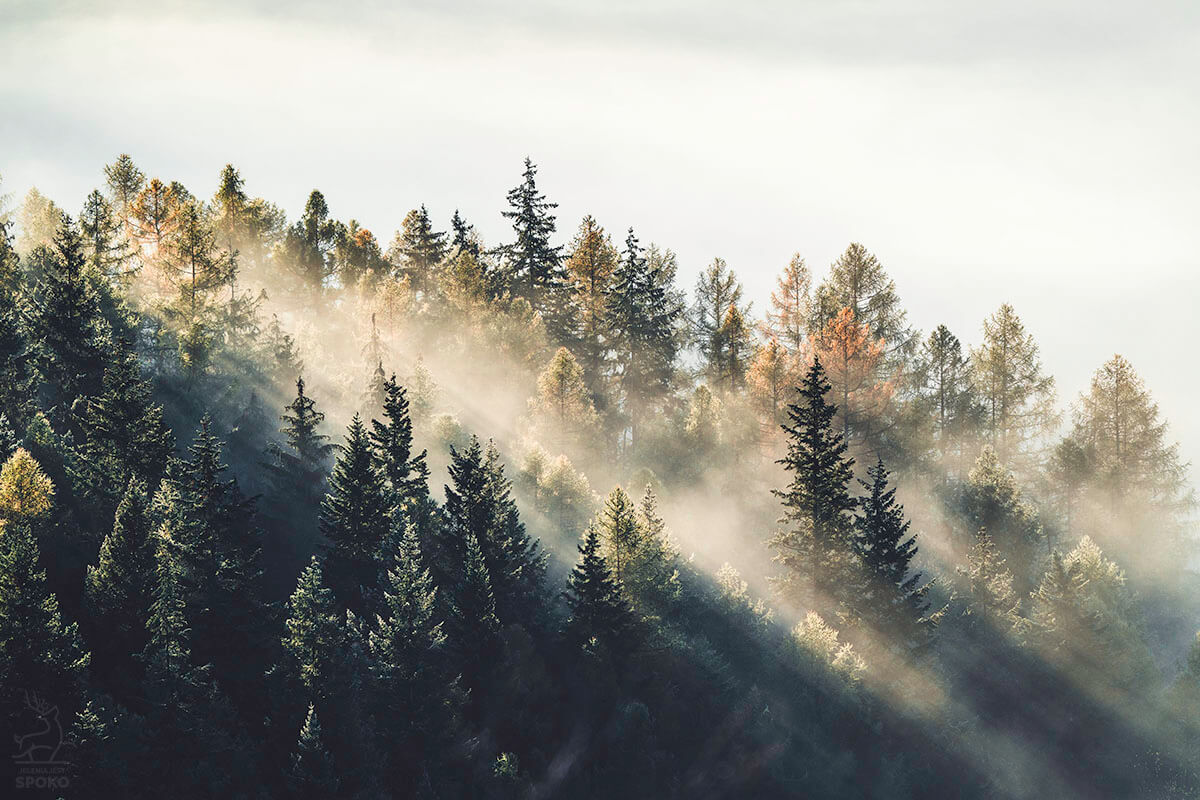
{"left": 0, "top": 155, "right": 1198, "bottom": 798}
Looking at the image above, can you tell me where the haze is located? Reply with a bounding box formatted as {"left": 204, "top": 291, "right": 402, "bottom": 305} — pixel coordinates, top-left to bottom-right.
{"left": 2, "top": 0, "right": 1198, "bottom": 479}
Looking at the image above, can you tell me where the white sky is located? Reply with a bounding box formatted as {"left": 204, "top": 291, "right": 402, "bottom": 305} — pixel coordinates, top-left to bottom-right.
{"left": 2, "top": 0, "right": 1198, "bottom": 480}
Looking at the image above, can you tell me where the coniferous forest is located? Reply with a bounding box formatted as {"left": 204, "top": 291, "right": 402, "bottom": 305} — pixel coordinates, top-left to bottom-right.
{"left": 0, "top": 153, "right": 1197, "bottom": 799}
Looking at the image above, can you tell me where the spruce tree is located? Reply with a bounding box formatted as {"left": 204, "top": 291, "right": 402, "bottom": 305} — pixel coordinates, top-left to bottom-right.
{"left": 0, "top": 520, "right": 90, "bottom": 732}
{"left": 501, "top": 157, "right": 569, "bottom": 338}
{"left": 368, "top": 373, "right": 431, "bottom": 515}
{"left": 79, "top": 188, "right": 136, "bottom": 282}
{"left": 84, "top": 477, "right": 157, "bottom": 697}
{"left": 450, "top": 208, "right": 480, "bottom": 260}
{"left": 963, "top": 528, "right": 1020, "bottom": 631}
{"left": 563, "top": 525, "right": 635, "bottom": 657}
{"left": 368, "top": 525, "right": 458, "bottom": 789}
{"left": 391, "top": 204, "right": 446, "bottom": 295}
{"left": 24, "top": 213, "right": 110, "bottom": 419}
{"left": 607, "top": 228, "right": 680, "bottom": 453}
{"left": 854, "top": 458, "right": 935, "bottom": 651}
{"left": 320, "top": 414, "right": 390, "bottom": 612}
{"left": 447, "top": 532, "right": 501, "bottom": 689}
{"left": 770, "top": 356, "right": 860, "bottom": 617}
{"left": 286, "top": 705, "right": 340, "bottom": 798}
{"left": 267, "top": 376, "right": 336, "bottom": 521}
{"left": 0, "top": 220, "right": 31, "bottom": 425}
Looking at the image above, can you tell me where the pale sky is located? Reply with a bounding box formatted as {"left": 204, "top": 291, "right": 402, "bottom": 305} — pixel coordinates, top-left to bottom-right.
{"left": 2, "top": 0, "right": 1199, "bottom": 479}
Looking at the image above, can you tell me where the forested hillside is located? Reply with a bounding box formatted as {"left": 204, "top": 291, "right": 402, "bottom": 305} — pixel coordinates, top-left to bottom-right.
{"left": 0, "top": 155, "right": 1197, "bottom": 798}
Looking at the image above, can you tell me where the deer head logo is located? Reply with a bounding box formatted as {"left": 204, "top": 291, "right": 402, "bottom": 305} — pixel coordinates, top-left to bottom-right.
{"left": 12, "top": 691, "right": 64, "bottom": 764}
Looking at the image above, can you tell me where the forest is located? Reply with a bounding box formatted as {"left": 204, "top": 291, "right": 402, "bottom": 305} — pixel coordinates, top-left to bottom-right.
{"left": 0, "top": 154, "right": 1197, "bottom": 799}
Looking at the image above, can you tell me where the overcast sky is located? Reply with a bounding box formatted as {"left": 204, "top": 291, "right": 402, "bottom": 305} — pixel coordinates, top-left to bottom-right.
{"left": 2, "top": 0, "right": 1198, "bottom": 478}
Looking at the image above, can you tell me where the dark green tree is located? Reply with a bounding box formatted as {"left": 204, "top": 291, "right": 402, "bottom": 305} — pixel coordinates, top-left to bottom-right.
{"left": 320, "top": 414, "right": 390, "bottom": 612}
{"left": 770, "top": 356, "right": 860, "bottom": 617}
{"left": 607, "top": 228, "right": 681, "bottom": 454}
{"left": 501, "top": 158, "right": 569, "bottom": 335}
{"left": 450, "top": 208, "right": 480, "bottom": 260}
{"left": 390, "top": 204, "right": 446, "bottom": 296}
{"left": 284, "top": 190, "right": 340, "bottom": 298}
{"left": 369, "top": 373, "right": 431, "bottom": 515}
{"left": 80, "top": 188, "right": 136, "bottom": 282}
{"left": 267, "top": 376, "right": 335, "bottom": 511}
{"left": 286, "top": 705, "right": 340, "bottom": 798}
{"left": 562, "top": 525, "right": 635, "bottom": 657}
{"left": 854, "top": 458, "right": 935, "bottom": 651}
{"left": 84, "top": 477, "right": 157, "bottom": 698}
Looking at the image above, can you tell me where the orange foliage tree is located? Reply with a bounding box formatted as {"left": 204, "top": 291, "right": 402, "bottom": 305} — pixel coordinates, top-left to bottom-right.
{"left": 811, "top": 307, "right": 894, "bottom": 447}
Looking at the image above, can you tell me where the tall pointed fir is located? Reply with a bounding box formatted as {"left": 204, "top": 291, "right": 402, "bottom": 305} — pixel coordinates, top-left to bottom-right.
{"left": 770, "top": 356, "right": 860, "bottom": 618}
{"left": 368, "top": 524, "right": 459, "bottom": 791}
{"left": 448, "top": 531, "right": 501, "bottom": 699}
{"left": 391, "top": 204, "right": 446, "bottom": 296}
{"left": 0, "top": 519, "right": 90, "bottom": 732}
{"left": 320, "top": 414, "right": 391, "bottom": 613}
{"left": 24, "top": 214, "right": 111, "bottom": 423}
{"left": 84, "top": 477, "right": 157, "bottom": 699}
{"left": 607, "top": 228, "right": 680, "bottom": 455}
{"left": 80, "top": 188, "right": 136, "bottom": 283}
{"left": 0, "top": 218, "right": 31, "bottom": 426}
{"left": 501, "top": 157, "right": 571, "bottom": 341}
{"left": 368, "top": 373, "right": 431, "bottom": 521}
{"left": 563, "top": 525, "right": 636, "bottom": 658}
{"left": 450, "top": 208, "right": 481, "bottom": 260}
{"left": 286, "top": 705, "right": 340, "bottom": 798}
{"left": 854, "top": 459, "right": 935, "bottom": 651}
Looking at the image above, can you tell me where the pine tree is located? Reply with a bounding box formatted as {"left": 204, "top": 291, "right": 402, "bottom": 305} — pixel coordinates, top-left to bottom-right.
{"left": 131, "top": 177, "right": 180, "bottom": 255}
{"left": 449, "top": 208, "right": 480, "bottom": 260}
{"left": 284, "top": 189, "right": 340, "bottom": 299}
{"left": 286, "top": 705, "right": 340, "bottom": 797}
{"left": 691, "top": 257, "right": 748, "bottom": 388}
{"left": 811, "top": 242, "right": 915, "bottom": 370}
{"left": 854, "top": 459, "right": 935, "bottom": 650}
{"left": 501, "top": 157, "right": 569, "bottom": 338}
{"left": 102, "top": 153, "right": 145, "bottom": 227}
{"left": 320, "top": 414, "right": 391, "bottom": 612}
{"left": 917, "top": 324, "right": 979, "bottom": 471}
{"left": 770, "top": 357, "right": 860, "bottom": 616}
{"left": 563, "top": 525, "right": 635, "bottom": 656}
{"left": 963, "top": 528, "right": 1019, "bottom": 631}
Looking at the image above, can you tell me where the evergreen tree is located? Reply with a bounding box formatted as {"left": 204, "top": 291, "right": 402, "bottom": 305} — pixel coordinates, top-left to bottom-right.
{"left": 501, "top": 157, "right": 569, "bottom": 338}
{"left": 368, "top": 525, "right": 459, "bottom": 790}
{"left": 267, "top": 376, "right": 336, "bottom": 513}
{"left": 691, "top": 257, "right": 749, "bottom": 389}
{"left": 286, "top": 705, "right": 340, "bottom": 798}
{"left": 0, "top": 219, "right": 31, "bottom": 424}
{"left": 450, "top": 208, "right": 480, "bottom": 260}
{"left": 531, "top": 346, "right": 599, "bottom": 449}
{"left": 24, "top": 213, "right": 111, "bottom": 418}
{"left": 0, "top": 520, "right": 90, "bottom": 732}
{"left": 447, "top": 531, "right": 501, "bottom": 695}
{"left": 962, "top": 527, "right": 1019, "bottom": 631}
{"left": 563, "top": 525, "right": 635, "bottom": 656}
{"left": 84, "top": 477, "right": 157, "bottom": 697}
{"left": 102, "top": 153, "right": 145, "bottom": 226}
{"left": 854, "top": 459, "right": 935, "bottom": 650}
{"left": 770, "top": 357, "right": 860, "bottom": 617}
{"left": 131, "top": 177, "right": 180, "bottom": 254}
{"left": 917, "top": 324, "right": 979, "bottom": 470}
{"left": 284, "top": 190, "right": 340, "bottom": 298}
{"left": 607, "top": 228, "right": 680, "bottom": 454}
{"left": 75, "top": 335, "right": 173, "bottom": 521}
{"left": 369, "top": 373, "right": 431, "bottom": 515}
{"left": 320, "top": 414, "right": 391, "bottom": 612}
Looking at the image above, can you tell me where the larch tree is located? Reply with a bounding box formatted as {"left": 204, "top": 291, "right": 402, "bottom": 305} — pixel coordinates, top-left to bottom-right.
{"left": 531, "top": 346, "right": 600, "bottom": 449}
{"left": 969, "top": 303, "right": 1057, "bottom": 463}
{"left": 917, "top": 324, "right": 979, "bottom": 470}
{"left": 812, "top": 242, "right": 915, "bottom": 371}
{"left": 131, "top": 177, "right": 180, "bottom": 259}
{"left": 766, "top": 253, "right": 812, "bottom": 354}
{"left": 564, "top": 215, "right": 618, "bottom": 397}
{"left": 747, "top": 336, "right": 803, "bottom": 439}
{"left": 388, "top": 204, "right": 446, "bottom": 296}
{"left": 1072, "top": 354, "right": 1189, "bottom": 509}
{"left": 691, "top": 257, "right": 751, "bottom": 389}
{"left": 719, "top": 302, "right": 754, "bottom": 391}
{"left": 811, "top": 307, "right": 894, "bottom": 448}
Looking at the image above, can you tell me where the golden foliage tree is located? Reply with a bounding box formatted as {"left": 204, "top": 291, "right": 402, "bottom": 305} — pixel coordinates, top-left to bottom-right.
{"left": 0, "top": 448, "right": 55, "bottom": 523}
{"left": 811, "top": 307, "right": 894, "bottom": 446}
